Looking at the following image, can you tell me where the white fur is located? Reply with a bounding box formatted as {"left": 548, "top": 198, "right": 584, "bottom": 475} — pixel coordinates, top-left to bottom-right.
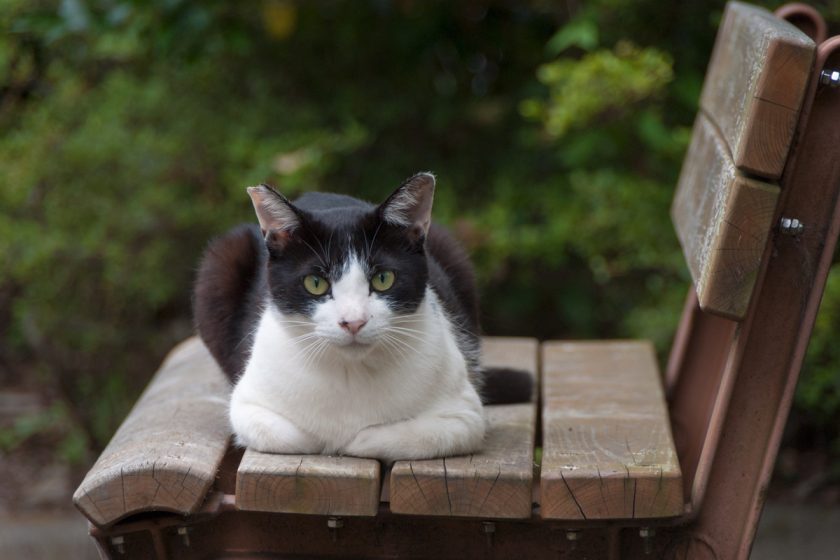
{"left": 229, "top": 258, "right": 485, "bottom": 461}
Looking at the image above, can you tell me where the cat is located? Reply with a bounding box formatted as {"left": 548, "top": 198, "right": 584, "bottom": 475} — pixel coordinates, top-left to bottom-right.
{"left": 193, "top": 172, "right": 532, "bottom": 461}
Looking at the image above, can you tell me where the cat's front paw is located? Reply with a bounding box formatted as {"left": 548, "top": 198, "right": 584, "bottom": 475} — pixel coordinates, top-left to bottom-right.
{"left": 231, "top": 402, "right": 324, "bottom": 455}
{"left": 342, "top": 404, "right": 486, "bottom": 461}
{"left": 342, "top": 425, "right": 401, "bottom": 460}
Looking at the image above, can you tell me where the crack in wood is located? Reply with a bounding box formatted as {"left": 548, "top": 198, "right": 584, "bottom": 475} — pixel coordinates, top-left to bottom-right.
{"left": 150, "top": 460, "right": 162, "bottom": 504}
{"left": 442, "top": 458, "right": 453, "bottom": 515}
{"left": 409, "top": 462, "right": 433, "bottom": 511}
{"left": 477, "top": 465, "right": 502, "bottom": 515}
{"left": 559, "top": 470, "right": 586, "bottom": 520}
{"left": 596, "top": 466, "right": 610, "bottom": 515}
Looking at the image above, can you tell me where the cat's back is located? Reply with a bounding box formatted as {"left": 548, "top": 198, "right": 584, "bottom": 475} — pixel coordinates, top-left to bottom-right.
{"left": 193, "top": 223, "right": 267, "bottom": 382}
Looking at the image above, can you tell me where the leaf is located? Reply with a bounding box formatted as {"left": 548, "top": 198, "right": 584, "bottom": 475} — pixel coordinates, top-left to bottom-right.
{"left": 546, "top": 17, "right": 599, "bottom": 55}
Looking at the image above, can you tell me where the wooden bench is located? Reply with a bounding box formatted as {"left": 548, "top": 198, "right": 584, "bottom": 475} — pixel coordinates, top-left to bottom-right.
{"left": 73, "top": 3, "right": 840, "bottom": 558}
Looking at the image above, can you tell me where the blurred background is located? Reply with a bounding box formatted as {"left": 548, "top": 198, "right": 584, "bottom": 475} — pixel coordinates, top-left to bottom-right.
{"left": 1, "top": 0, "right": 839, "bottom": 557}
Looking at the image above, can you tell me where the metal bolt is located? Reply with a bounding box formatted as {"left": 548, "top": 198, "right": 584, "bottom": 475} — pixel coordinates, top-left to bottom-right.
{"left": 327, "top": 517, "right": 344, "bottom": 542}
{"left": 779, "top": 216, "right": 805, "bottom": 236}
{"left": 639, "top": 527, "right": 656, "bottom": 555}
{"left": 566, "top": 530, "right": 580, "bottom": 550}
{"left": 110, "top": 536, "right": 125, "bottom": 555}
{"left": 820, "top": 69, "right": 840, "bottom": 87}
{"left": 482, "top": 521, "right": 496, "bottom": 548}
{"left": 177, "top": 526, "right": 191, "bottom": 547}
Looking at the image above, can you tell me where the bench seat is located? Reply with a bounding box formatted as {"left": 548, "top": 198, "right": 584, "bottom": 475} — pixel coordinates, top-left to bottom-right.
{"left": 74, "top": 336, "right": 682, "bottom": 527}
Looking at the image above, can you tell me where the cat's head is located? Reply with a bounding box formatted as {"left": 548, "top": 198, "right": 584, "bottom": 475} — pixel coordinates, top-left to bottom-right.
{"left": 247, "top": 172, "right": 435, "bottom": 358}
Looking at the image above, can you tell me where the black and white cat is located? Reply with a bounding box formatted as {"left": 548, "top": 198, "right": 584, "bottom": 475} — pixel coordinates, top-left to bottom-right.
{"left": 193, "top": 172, "right": 531, "bottom": 461}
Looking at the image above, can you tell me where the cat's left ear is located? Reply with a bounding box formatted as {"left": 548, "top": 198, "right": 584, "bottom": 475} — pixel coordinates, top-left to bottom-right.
{"left": 379, "top": 172, "right": 435, "bottom": 243}
{"left": 247, "top": 184, "right": 302, "bottom": 245}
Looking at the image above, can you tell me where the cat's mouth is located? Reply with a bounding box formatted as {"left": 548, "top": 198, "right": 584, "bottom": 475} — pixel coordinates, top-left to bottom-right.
{"left": 334, "top": 337, "right": 376, "bottom": 355}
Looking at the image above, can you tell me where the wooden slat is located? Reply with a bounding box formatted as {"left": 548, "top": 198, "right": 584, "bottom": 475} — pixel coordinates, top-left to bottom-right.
{"left": 540, "top": 341, "right": 683, "bottom": 520}
{"left": 73, "top": 337, "right": 231, "bottom": 527}
{"left": 236, "top": 453, "right": 381, "bottom": 516}
{"left": 389, "top": 337, "right": 537, "bottom": 518}
{"left": 672, "top": 113, "right": 780, "bottom": 319}
{"left": 700, "top": 1, "right": 813, "bottom": 179}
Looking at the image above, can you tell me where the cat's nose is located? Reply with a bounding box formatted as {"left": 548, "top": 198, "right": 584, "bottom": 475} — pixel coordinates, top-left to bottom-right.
{"left": 339, "top": 319, "right": 368, "bottom": 335}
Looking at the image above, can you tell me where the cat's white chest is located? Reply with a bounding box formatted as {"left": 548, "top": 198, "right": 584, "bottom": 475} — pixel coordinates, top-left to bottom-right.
{"left": 229, "top": 290, "right": 474, "bottom": 454}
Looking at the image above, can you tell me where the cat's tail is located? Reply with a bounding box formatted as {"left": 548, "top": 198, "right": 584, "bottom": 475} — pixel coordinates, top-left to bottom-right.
{"left": 479, "top": 367, "right": 535, "bottom": 405}
{"left": 193, "top": 223, "right": 266, "bottom": 383}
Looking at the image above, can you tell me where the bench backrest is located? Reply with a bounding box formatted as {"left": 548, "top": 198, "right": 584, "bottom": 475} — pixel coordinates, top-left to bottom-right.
{"left": 667, "top": 1, "right": 840, "bottom": 554}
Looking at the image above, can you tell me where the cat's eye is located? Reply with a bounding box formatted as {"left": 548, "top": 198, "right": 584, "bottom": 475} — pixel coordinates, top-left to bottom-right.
{"left": 371, "top": 270, "right": 395, "bottom": 292}
{"left": 303, "top": 274, "right": 329, "bottom": 296}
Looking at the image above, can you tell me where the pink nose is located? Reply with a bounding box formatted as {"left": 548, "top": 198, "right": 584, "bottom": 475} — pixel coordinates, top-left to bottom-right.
{"left": 339, "top": 319, "right": 368, "bottom": 335}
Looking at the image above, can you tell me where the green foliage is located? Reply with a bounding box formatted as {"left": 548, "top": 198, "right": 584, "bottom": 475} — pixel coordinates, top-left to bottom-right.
{"left": 0, "top": 0, "right": 838, "bottom": 468}
{"left": 523, "top": 41, "right": 673, "bottom": 138}
{"left": 0, "top": 401, "right": 87, "bottom": 463}
{"left": 800, "top": 267, "right": 840, "bottom": 451}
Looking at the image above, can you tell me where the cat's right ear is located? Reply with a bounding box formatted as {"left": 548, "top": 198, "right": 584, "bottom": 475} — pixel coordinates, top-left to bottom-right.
{"left": 247, "top": 184, "right": 301, "bottom": 246}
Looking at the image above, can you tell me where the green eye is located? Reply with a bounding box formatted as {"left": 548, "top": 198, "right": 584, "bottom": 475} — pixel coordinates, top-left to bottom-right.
{"left": 371, "top": 270, "right": 395, "bottom": 292}
{"left": 303, "top": 275, "right": 329, "bottom": 296}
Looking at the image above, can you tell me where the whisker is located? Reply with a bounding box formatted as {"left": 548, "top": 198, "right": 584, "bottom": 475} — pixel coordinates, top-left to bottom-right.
{"left": 368, "top": 222, "right": 383, "bottom": 258}
{"left": 385, "top": 327, "right": 428, "bottom": 345}
{"left": 381, "top": 334, "right": 412, "bottom": 362}
{"left": 299, "top": 237, "right": 328, "bottom": 269}
{"left": 383, "top": 332, "right": 422, "bottom": 356}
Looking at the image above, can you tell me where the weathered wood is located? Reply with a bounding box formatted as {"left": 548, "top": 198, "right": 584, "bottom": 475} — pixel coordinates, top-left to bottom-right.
{"left": 236, "top": 453, "right": 381, "bottom": 516}
{"left": 700, "top": 1, "right": 813, "bottom": 179}
{"left": 540, "top": 341, "right": 683, "bottom": 520}
{"left": 73, "top": 337, "right": 231, "bottom": 527}
{"left": 389, "top": 337, "right": 537, "bottom": 518}
{"left": 672, "top": 113, "right": 780, "bottom": 319}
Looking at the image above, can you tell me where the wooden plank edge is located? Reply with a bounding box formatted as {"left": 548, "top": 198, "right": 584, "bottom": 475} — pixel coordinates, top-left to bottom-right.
{"left": 235, "top": 452, "right": 382, "bottom": 517}
{"left": 72, "top": 338, "right": 232, "bottom": 527}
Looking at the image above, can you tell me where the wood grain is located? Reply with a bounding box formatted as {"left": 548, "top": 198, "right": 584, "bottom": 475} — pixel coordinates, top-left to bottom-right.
{"left": 540, "top": 341, "right": 683, "bottom": 520}
{"left": 389, "top": 337, "right": 537, "bottom": 518}
{"left": 672, "top": 113, "right": 780, "bottom": 319}
{"left": 700, "top": 1, "right": 813, "bottom": 179}
{"left": 73, "top": 337, "right": 231, "bottom": 527}
{"left": 236, "top": 453, "right": 381, "bottom": 516}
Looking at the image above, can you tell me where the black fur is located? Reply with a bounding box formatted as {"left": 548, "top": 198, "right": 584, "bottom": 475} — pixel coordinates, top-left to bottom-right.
{"left": 193, "top": 185, "right": 533, "bottom": 405}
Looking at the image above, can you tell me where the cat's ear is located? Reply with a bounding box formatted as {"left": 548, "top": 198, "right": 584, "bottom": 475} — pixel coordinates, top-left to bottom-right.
{"left": 379, "top": 172, "right": 435, "bottom": 242}
{"left": 247, "top": 184, "right": 301, "bottom": 245}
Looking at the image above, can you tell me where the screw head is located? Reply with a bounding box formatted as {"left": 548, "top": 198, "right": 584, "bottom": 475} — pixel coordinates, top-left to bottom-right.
{"left": 482, "top": 521, "right": 496, "bottom": 534}
{"left": 639, "top": 527, "right": 656, "bottom": 538}
{"left": 821, "top": 69, "right": 840, "bottom": 87}
{"left": 566, "top": 530, "right": 580, "bottom": 541}
{"left": 779, "top": 216, "right": 805, "bottom": 235}
{"left": 327, "top": 517, "right": 344, "bottom": 529}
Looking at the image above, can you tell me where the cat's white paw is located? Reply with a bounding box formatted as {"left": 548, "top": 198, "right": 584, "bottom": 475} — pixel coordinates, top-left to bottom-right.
{"left": 342, "top": 425, "right": 396, "bottom": 459}
{"left": 342, "top": 409, "right": 485, "bottom": 461}
{"left": 231, "top": 402, "right": 324, "bottom": 454}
